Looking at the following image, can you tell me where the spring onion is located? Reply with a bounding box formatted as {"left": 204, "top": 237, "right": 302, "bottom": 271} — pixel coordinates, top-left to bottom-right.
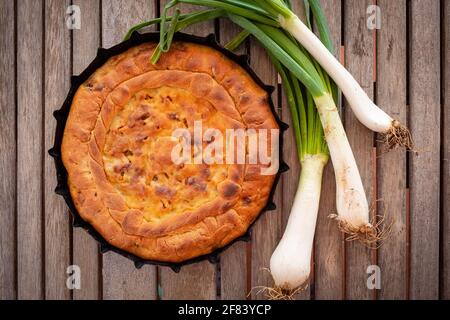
{"left": 269, "top": 59, "right": 329, "bottom": 295}
{"left": 225, "top": 19, "right": 330, "bottom": 295}
{"left": 154, "top": 0, "right": 412, "bottom": 150}
{"left": 273, "top": 0, "right": 413, "bottom": 149}
{"left": 224, "top": 13, "right": 376, "bottom": 244}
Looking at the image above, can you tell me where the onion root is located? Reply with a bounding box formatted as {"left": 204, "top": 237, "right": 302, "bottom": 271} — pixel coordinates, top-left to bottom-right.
{"left": 329, "top": 213, "right": 393, "bottom": 249}
{"left": 250, "top": 268, "right": 309, "bottom": 300}
{"left": 383, "top": 120, "right": 414, "bottom": 151}
{"left": 251, "top": 285, "right": 307, "bottom": 300}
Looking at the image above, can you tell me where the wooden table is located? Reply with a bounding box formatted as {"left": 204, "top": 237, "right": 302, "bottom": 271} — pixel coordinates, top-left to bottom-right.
{"left": 0, "top": 0, "right": 448, "bottom": 300}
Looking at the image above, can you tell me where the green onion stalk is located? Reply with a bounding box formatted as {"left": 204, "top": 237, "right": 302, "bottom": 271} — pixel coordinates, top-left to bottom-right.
{"left": 240, "top": 43, "right": 330, "bottom": 296}
{"left": 222, "top": 7, "right": 327, "bottom": 295}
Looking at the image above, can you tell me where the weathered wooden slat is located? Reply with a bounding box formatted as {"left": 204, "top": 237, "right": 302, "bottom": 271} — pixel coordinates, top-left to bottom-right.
{"left": 0, "top": 0, "right": 16, "bottom": 300}
{"left": 409, "top": 0, "right": 441, "bottom": 300}
{"left": 44, "top": 0, "right": 72, "bottom": 300}
{"left": 218, "top": 19, "right": 248, "bottom": 300}
{"left": 160, "top": 262, "right": 217, "bottom": 300}
{"left": 249, "top": 41, "right": 282, "bottom": 300}
{"left": 280, "top": 0, "right": 309, "bottom": 301}
{"left": 101, "top": 0, "right": 157, "bottom": 300}
{"left": 442, "top": 0, "right": 450, "bottom": 300}
{"left": 102, "top": 254, "right": 156, "bottom": 300}
{"left": 343, "top": 0, "right": 376, "bottom": 300}
{"left": 72, "top": 0, "right": 101, "bottom": 300}
{"left": 314, "top": 0, "right": 345, "bottom": 300}
{"left": 17, "top": 0, "right": 44, "bottom": 300}
{"left": 158, "top": 0, "right": 217, "bottom": 300}
{"left": 376, "top": 0, "right": 408, "bottom": 300}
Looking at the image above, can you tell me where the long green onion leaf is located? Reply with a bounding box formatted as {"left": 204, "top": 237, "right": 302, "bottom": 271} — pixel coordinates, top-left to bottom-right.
{"left": 224, "top": 30, "right": 250, "bottom": 51}
{"left": 165, "top": 0, "right": 279, "bottom": 26}
{"left": 226, "top": 14, "right": 324, "bottom": 97}
{"left": 306, "top": 0, "right": 334, "bottom": 55}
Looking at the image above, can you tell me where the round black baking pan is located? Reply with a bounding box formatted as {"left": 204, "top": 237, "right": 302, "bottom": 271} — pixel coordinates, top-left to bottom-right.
{"left": 49, "top": 31, "right": 289, "bottom": 272}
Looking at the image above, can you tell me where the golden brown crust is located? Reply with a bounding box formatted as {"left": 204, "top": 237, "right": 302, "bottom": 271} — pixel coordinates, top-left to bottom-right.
{"left": 62, "top": 42, "right": 278, "bottom": 262}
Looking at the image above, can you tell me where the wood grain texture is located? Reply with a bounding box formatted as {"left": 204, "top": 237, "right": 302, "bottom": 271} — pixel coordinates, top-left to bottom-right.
{"left": 409, "top": 0, "right": 441, "bottom": 300}
{"left": 0, "top": 0, "right": 16, "bottom": 300}
{"left": 72, "top": 0, "right": 101, "bottom": 300}
{"left": 376, "top": 0, "right": 408, "bottom": 300}
{"left": 102, "top": 254, "right": 155, "bottom": 300}
{"left": 16, "top": 0, "right": 44, "bottom": 300}
{"left": 343, "top": 0, "right": 376, "bottom": 300}
{"left": 160, "top": 263, "right": 217, "bottom": 300}
{"left": 218, "top": 19, "right": 248, "bottom": 300}
{"left": 158, "top": 0, "right": 217, "bottom": 300}
{"left": 314, "top": 0, "right": 345, "bottom": 300}
{"left": 101, "top": 0, "right": 157, "bottom": 300}
{"left": 249, "top": 40, "right": 281, "bottom": 300}
{"left": 442, "top": 0, "right": 450, "bottom": 300}
{"left": 44, "top": 0, "right": 72, "bottom": 300}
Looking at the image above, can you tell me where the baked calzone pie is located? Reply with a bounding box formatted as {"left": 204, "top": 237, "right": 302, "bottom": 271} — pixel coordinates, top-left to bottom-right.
{"left": 62, "top": 41, "right": 279, "bottom": 262}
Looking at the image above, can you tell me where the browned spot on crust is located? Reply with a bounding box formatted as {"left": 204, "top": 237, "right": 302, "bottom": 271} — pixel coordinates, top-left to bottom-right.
{"left": 218, "top": 180, "right": 242, "bottom": 199}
